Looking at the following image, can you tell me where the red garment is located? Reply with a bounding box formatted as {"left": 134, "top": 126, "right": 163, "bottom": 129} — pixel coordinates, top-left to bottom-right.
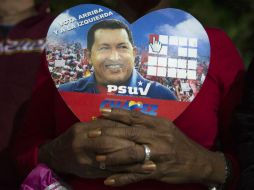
{"left": 0, "top": 4, "right": 54, "bottom": 189}
{"left": 11, "top": 28, "right": 245, "bottom": 190}
{"left": 0, "top": 11, "right": 55, "bottom": 151}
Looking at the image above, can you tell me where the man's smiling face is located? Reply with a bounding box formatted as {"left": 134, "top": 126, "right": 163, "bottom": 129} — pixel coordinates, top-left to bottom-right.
{"left": 88, "top": 28, "right": 136, "bottom": 85}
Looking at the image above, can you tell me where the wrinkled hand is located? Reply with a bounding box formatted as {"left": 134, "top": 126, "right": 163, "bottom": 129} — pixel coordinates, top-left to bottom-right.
{"left": 38, "top": 119, "right": 135, "bottom": 178}
{"left": 93, "top": 108, "right": 225, "bottom": 186}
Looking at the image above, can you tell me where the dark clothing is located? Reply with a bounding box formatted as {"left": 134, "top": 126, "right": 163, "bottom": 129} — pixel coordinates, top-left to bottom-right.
{"left": 0, "top": 12, "right": 55, "bottom": 150}
{"left": 0, "top": 25, "right": 14, "bottom": 38}
{"left": 59, "top": 69, "right": 177, "bottom": 100}
{"left": 0, "top": 4, "right": 55, "bottom": 189}
{"left": 234, "top": 59, "right": 254, "bottom": 190}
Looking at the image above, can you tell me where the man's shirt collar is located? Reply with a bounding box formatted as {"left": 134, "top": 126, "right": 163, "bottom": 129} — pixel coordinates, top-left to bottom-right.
{"left": 87, "top": 69, "right": 141, "bottom": 87}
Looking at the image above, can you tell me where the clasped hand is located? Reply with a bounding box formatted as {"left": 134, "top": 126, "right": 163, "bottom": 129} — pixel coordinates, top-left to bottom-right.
{"left": 39, "top": 108, "right": 225, "bottom": 186}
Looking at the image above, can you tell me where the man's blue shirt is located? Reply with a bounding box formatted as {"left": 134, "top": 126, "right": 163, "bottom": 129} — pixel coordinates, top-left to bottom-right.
{"left": 59, "top": 70, "right": 176, "bottom": 100}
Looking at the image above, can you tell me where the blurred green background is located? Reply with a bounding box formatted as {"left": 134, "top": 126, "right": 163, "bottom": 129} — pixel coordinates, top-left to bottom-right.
{"left": 48, "top": 0, "right": 254, "bottom": 67}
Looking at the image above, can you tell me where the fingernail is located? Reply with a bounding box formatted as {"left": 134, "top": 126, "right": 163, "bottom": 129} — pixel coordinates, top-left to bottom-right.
{"left": 88, "top": 129, "right": 101, "bottom": 138}
{"left": 100, "top": 108, "right": 112, "bottom": 116}
{"left": 104, "top": 178, "right": 115, "bottom": 186}
{"left": 96, "top": 155, "right": 106, "bottom": 162}
{"left": 142, "top": 162, "right": 157, "bottom": 171}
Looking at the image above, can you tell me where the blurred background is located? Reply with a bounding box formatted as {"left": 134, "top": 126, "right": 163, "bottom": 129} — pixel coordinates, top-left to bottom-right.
{"left": 47, "top": 0, "right": 254, "bottom": 67}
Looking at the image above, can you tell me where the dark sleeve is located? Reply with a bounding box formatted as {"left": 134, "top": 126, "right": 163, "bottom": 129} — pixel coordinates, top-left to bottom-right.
{"left": 10, "top": 56, "right": 57, "bottom": 178}
{"left": 233, "top": 59, "right": 254, "bottom": 190}
{"left": 10, "top": 55, "right": 78, "bottom": 179}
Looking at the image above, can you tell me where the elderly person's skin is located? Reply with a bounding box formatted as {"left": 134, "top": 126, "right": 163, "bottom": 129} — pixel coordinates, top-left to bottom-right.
{"left": 39, "top": 108, "right": 226, "bottom": 186}
{"left": 39, "top": 118, "right": 135, "bottom": 178}
{"left": 93, "top": 108, "right": 227, "bottom": 187}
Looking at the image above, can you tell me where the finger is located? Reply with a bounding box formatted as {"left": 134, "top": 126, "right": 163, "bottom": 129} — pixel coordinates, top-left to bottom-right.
{"left": 89, "top": 118, "right": 130, "bottom": 129}
{"left": 104, "top": 173, "right": 148, "bottom": 186}
{"left": 101, "top": 108, "right": 155, "bottom": 127}
{"left": 100, "top": 126, "right": 155, "bottom": 143}
{"left": 72, "top": 119, "right": 129, "bottom": 140}
{"left": 84, "top": 136, "right": 135, "bottom": 154}
{"left": 86, "top": 119, "right": 130, "bottom": 138}
{"left": 106, "top": 161, "right": 157, "bottom": 174}
{"left": 95, "top": 127, "right": 175, "bottom": 163}
{"left": 96, "top": 144, "right": 146, "bottom": 165}
{"left": 96, "top": 143, "right": 158, "bottom": 166}
{"left": 101, "top": 108, "right": 175, "bottom": 132}
{"left": 152, "top": 36, "right": 156, "bottom": 44}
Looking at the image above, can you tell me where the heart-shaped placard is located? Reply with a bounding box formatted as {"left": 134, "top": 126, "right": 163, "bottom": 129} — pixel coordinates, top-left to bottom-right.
{"left": 46, "top": 4, "right": 210, "bottom": 121}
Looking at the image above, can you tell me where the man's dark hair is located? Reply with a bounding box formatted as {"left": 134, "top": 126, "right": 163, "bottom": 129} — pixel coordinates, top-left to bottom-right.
{"left": 87, "top": 19, "right": 134, "bottom": 51}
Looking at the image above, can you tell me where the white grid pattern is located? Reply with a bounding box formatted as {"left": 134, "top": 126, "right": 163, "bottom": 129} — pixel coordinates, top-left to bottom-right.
{"left": 147, "top": 34, "right": 198, "bottom": 80}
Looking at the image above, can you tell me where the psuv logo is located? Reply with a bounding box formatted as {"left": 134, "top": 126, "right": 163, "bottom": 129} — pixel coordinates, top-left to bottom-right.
{"left": 107, "top": 82, "right": 151, "bottom": 96}
{"left": 100, "top": 99, "right": 158, "bottom": 116}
